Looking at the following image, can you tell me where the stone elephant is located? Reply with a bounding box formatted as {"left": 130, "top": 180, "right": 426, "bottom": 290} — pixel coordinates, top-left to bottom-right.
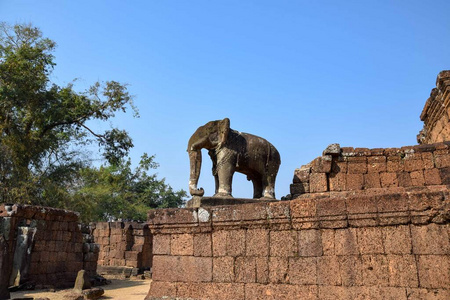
{"left": 187, "top": 118, "right": 281, "bottom": 199}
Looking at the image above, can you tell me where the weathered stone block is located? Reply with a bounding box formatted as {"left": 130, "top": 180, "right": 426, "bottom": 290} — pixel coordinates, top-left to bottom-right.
{"left": 383, "top": 225, "right": 412, "bottom": 254}
{"left": 410, "top": 170, "right": 425, "bottom": 186}
{"left": 245, "top": 284, "right": 317, "bottom": 300}
{"left": 213, "top": 256, "right": 234, "bottom": 282}
{"left": 364, "top": 173, "right": 381, "bottom": 189}
{"left": 226, "top": 230, "right": 245, "bottom": 256}
{"left": 329, "top": 172, "right": 347, "bottom": 191}
{"left": 387, "top": 255, "right": 418, "bottom": 287}
{"left": 255, "top": 257, "right": 269, "bottom": 284}
{"left": 288, "top": 257, "right": 317, "bottom": 285}
{"left": 235, "top": 256, "right": 256, "bottom": 283}
{"left": 321, "top": 229, "right": 335, "bottom": 256}
{"left": 269, "top": 257, "right": 289, "bottom": 283}
{"left": 298, "top": 229, "right": 322, "bottom": 257}
{"left": 338, "top": 255, "right": 363, "bottom": 286}
{"left": 380, "top": 172, "right": 399, "bottom": 187}
{"left": 362, "top": 255, "right": 389, "bottom": 286}
{"left": 417, "top": 255, "right": 449, "bottom": 289}
{"left": 346, "top": 173, "right": 364, "bottom": 190}
{"left": 246, "top": 228, "right": 269, "bottom": 257}
{"left": 357, "top": 227, "right": 384, "bottom": 254}
{"left": 335, "top": 228, "right": 359, "bottom": 255}
{"left": 171, "top": 234, "right": 193, "bottom": 256}
{"left": 212, "top": 230, "right": 227, "bottom": 256}
{"left": 317, "top": 256, "right": 341, "bottom": 285}
{"left": 270, "top": 230, "right": 297, "bottom": 257}
{"left": 368, "top": 156, "right": 387, "bottom": 173}
{"left": 411, "top": 224, "right": 450, "bottom": 255}
{"left": 423, "top": 168, "right": 442, "bottom": 185}
{"left": 310, "top": 172, "right": 328, "bottom": 193}
{"left": 193, "top": 233, "right": 212, "bottom": 257}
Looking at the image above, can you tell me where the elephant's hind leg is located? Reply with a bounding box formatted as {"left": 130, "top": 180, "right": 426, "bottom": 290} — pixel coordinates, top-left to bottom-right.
{"left": 262, "top": 175, "right": 276, "bottom": 199}
{"left": 251, "top": 177, "right": 263, "bottom": 199}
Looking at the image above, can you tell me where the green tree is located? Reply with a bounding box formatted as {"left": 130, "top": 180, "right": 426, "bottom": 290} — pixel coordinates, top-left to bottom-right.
{"left": 0, "top": 23, "right": 135, "bottom": 203}
{"left": 0, "top": 23, "right": 186, "bottom": 220}
{"left": 74, "top": 154, "right": 186, "bottom": 222}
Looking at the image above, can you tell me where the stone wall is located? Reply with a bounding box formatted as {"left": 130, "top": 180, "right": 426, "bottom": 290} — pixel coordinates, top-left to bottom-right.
{"left": 92, "top": 221, "right": 152, "bottom": 270}
{"left": 0, "top": 204, "right": 98, "bottom": 299}
{"left": 290, "top": 142, "right": 450, "bottom": 199}
{"left": 418, "top": 70, "right": 450, "bottom": 144}
{"left": 145, "top": 186, "right": 449, "bottom": 300}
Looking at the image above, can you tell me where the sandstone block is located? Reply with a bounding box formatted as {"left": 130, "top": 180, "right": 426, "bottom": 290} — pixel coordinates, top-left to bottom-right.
{"left": 346, "top": 173, "right": 364, "bottom": 190}
{"left": 147, "top": 281, "right": 177, "bottom": 298}
{"left": 212, "top": 230, "right": 227, "bottom": 256}
{"left": 368, "top": 156, "right": 387, "bottom": 173}
{"left": 329, "top": 172, "right": 347, "bottom": 191}
{"left": 152, "top": 234, "right": 171, "bottom": 255}
{"left": 364, "top": 173, "right": 381, "bottom": 188}
{"left": 338, "top": 255, "right": 363, "bottom": 286}
{"left": 193, "top": 233, "right": 212, "bottom": 257}
{"left": 387, "top": 255, "right": 418, "bottom": 287}
{"left": 321, "top": 229, "right": 335, "bottom": 256}
{"left": 226, "top": 229, "right": 245, "bottom": 256}
{"left": 270, "top": 230, "right": 297, "bottom": 257}
{"left": 246, "top": 228, "right": 269, "bottom": 257}
{"left": 362, "top": 255, "right": 389, "bottom": 286}
{"left": 317, "top": 256, "right": 341, "bottom": 285}
{"left": 298, "top": 229, "right": 322, "bottom": 257}
{"left": 235, "top": 256, "right": 256, "bottom": 283}
{"left": 255, "top": 257, "right": 269, "bottom": 284}
{"left": 380, "top": 172, "right": 399, "bottom": 187}
{"left": 411, "top": 224, "right": 450, "bottom": 255}
{"left": 269, "top": 257, "right": 289, "bottom": 283}
{"left": 213, "top": 256, "right": 234, "bottom": 282}
{"left": 335, "top": 228, "right": 359, "bottom": 255}
{"left": 357, "top": 227, "right": 384, "bottom": 254}
{"left": 423, "top": 168, "right": 442, "bottom": 185}
{"left": 383, "top": 225, "right": 412, "bottom": 254}
{"left": 288, "top": 257, "right": 317, "bottom": 285}
{"left": 417, "top": 255, "right": 449, "bottom": 289}
{"left": 171, "top": 234, "right": 193, "bottom": 256}
{"left": 410, "top": 170, "right": 425, "bottom": 186}
{"left": 310, "top": 172, "right": 328, "bottom": 193}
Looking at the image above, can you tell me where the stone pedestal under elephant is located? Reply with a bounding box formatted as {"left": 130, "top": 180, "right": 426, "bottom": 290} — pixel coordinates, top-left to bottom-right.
{"left": 187, "top": 118, "right": 281, "bottom": 199}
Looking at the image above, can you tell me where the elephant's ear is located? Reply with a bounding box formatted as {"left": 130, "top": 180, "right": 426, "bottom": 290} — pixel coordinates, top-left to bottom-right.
{"left": 218, "top": 118, "right": 230, "bottom": 146}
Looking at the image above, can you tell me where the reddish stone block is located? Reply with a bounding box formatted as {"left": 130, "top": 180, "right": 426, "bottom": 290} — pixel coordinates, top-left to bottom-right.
{"left": 364, "top": 173, "right": 381, "bottom": 189}
{"left": 317, "top": 197, "right": 346, "bottom": 216}
{"left": 368, "top": 156, "right": 387, "bottom": 173}
{"left": 338, "top": 255, "right": 363, "bottom": 286}
{"left": 417, "top": 255, "right": 449, "bottom": 289}
{"left": 380, "top": 172, "right": 399, "bottom": 187}
{"left": 290, "top": 199, "right": 317, "bottom": 218}
{"left": 439, "top": 167, "right": 450, "bottom": 184}
{"left": 269, "top": 230, "right": 297, "bottom": 257}
{"left": 193, "top": 233, "right": 212, "bottom": 257}
{"left": 311, "top": 157, "right": 332, "bottom": 173}
{"left": 362, "top": 255, "right": 389, "bottom": 286}
{"left": 404, "top": 158, "right": 424, "bottom": 172}
{"left": 424, "top": 168, "right": 442, "bottom": 185}
{"left": 153, "top": 255, "right": 212, "bottom": 282}
{"left": 288, "top": 257, "right": 317, "bottom": 285}
{"left": 200, "top": 283, "right": 245, "bottom": 300}
{"left": 321, "top": 229, "right": 335, "bottom": 256}
{"left": 335, "top": 228, "right": 359, "bottom": 255}
{"left": 411, "top": 224, "right": 450, "bottom": 255}
{"left": 148, "top": 207, "right": 198, "bottom": 225}
{"left": 269, "top": 257, "right": 289, "bottom": 283}
{"left": 226, "top": 230, "right": 245, "bottom": 256}
{"left": 255, "top": 257, "right": 269, "bottom": 284}
{"left": 387, "top": 254, "right": 418, "bottom": 287}
{"left": 406, "top": 287, "right": 450, "bottom": 300}
{"left": 377, "top": 193, "right": 408, "bottom": 213}
{"left": 235, "top": 256, "right": 256, "bottom": 283}
{"left": 317, "top": 256, "right": 341, "bottom": 285}
{"left": 421, "top": 152, "right": 435, "bottom": 169}
{"left": 347, "top": 157, "right": 368, "bottom": 174}
{"left": 357, "top": 227, "right": 384, "bottom": 254}
{"left": 212, "top": 230, "right": 227, "bottom": 256}
{"left": 298, "top": 229, "right": 323, "bottom": 257}
{"left": 293, "top": 167, "right": 311, "bottom": 183}
{"left": 387, "top": 158, "right": 404, "bottom": 173}
{"left": 383, "top": 225, "right": 412, "bottom": 254}
{"left": 329, "top": 172, "right": 346, "bottom": 191}
{"left": 147, "top": 281, "right": 177, "bottom": 298}
{"left": 246, "top": 229, "right": 269, "bottom": 257}
{"left": 290, "top": 182, "right": 310, "bottom": 195}
{"left": 213, "top": 256, "right": 234, "bottom": 282}
{"left": 310, "top": 172, "right": 328, "bottom": 193}
{"left": 434, "top": 154, "right": 450, "bottom": 168}
{"left": 346, "top": 173, "right": 364, "bottom": 190}
{"left": 171, "top": 234, "right": 193, "bottom": 256}
{"left": 332, "top": 160, "right": 348, "bottom": 173}
{"left": 245, "top": 284, "right": 317, "bottom": 300}
{"left": 398, "top": 172, "right": 413, "bottom": 187}
{"left": 346, "top": 195, "right": 377, "bottom": 215}
{"left": 410, "top": 170, "right": 425, "bottom": 186}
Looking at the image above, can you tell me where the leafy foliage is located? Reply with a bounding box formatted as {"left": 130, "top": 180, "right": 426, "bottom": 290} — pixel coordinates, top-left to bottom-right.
{"left": 0, "top": 23, "right": 186, "bottom": 220}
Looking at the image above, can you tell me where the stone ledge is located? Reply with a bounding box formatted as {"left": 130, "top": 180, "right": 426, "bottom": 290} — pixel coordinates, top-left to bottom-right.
{"left": 186, "top": 196, "right": 278, "bottom": 208}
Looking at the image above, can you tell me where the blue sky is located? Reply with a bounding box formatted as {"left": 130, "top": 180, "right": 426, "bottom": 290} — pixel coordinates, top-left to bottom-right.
{"left": 1, "top": 1, "right": 449, "bottom": 199}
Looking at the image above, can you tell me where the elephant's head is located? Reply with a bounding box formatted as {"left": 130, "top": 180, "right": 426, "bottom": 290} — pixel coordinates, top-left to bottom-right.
{"left": 187, "top": 118, "right": 230, "bottom": 196}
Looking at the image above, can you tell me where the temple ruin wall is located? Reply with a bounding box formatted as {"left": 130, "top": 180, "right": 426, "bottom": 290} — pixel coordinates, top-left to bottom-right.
{"left": 145, "top": 186, "right": 449, "bottom": 300}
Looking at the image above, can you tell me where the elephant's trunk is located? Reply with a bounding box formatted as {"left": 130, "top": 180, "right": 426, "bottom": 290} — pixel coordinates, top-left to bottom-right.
{"left": 188, "top": 149, "right": 204, "bottom": 196}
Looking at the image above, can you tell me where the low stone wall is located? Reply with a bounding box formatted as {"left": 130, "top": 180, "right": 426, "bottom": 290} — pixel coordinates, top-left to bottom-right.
{"left": 290, "top": 142, "right": 450, "bottom": 198}
{"left": 145, "top": 186, "right": 449, "bottom": 300}
{"left": 92, "top": 221, "right": 152, "bottom": 270}
{"left": 418, "top": 70, "right": 450, "bottom": 144}
{"left": 0, "top": 204, "right": 98, "bottom": 299}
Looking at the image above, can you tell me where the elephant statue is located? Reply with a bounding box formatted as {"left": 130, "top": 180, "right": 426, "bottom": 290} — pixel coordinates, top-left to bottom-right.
{"left": 187, "top": 118, "right": 281, "bottom": 199}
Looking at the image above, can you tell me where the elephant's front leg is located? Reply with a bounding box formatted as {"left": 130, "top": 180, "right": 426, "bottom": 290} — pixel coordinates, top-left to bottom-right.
{"left": 214, "top": 151, "right": 236, "bottom": 197}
